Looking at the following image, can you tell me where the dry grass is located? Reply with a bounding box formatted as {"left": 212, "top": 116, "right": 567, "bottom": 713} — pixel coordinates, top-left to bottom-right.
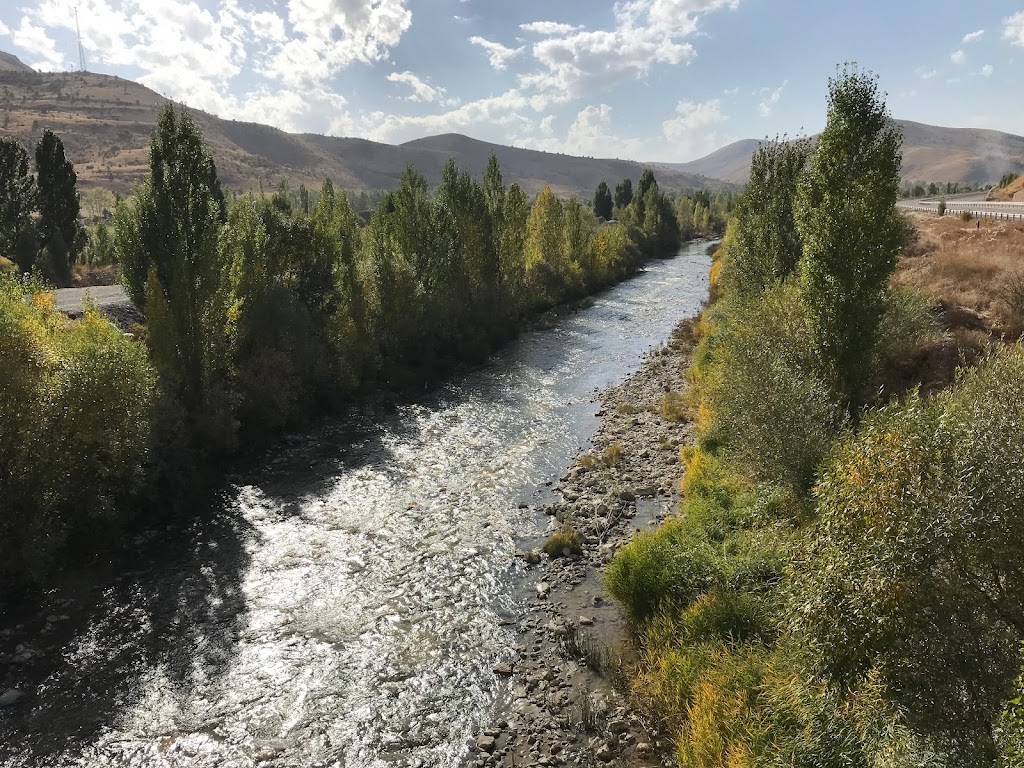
{"left": 893, "top": 214, "right": 1024, "bottom": 334}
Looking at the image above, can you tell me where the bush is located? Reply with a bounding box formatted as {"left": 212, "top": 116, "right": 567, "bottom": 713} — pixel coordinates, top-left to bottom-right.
{"left": 875, "top": 287, "right": 941, "bottom": 362}
{"left": 696, "top": 282, "right": 846, "bottom": 490}
{"left": 543, "top": 528, "right": 582, "bottom": 558}
{"left": 793, "top": 348, "right": 1024, "bottom": 763}
{"left": 937, "top": 198, "right": 946, "bottom": 217}
{"left": 0, "top": 277, "right": 155, "bottom": 582}
{"left": 961, "top": 209, "right": 973, "bottom": 222}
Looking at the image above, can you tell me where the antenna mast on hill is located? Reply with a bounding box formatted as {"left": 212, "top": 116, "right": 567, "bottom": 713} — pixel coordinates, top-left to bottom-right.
{"left": 75, "top": 7, "right": 87, "bottom": 72}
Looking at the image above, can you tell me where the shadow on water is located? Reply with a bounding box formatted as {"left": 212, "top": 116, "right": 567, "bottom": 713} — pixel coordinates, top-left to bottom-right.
{"left": 0, "top": 405, "right": 420, "bottom": 766}
{"left": 0, "top": 498, "right": 253, "bottom": 764}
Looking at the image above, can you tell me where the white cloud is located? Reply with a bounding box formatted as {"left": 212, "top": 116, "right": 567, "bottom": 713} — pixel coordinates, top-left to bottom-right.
{"left": 663, "top": 98, "right": 727, "bottom": 159}
{"left": 950, "top": 49, "right": 965, "bottom": 64}
{"left": 758, "top": 80, "right": 787, "bottom": 117}
{"left": 387, "top": 71, "right": 448, "bottom": 103}
{"left": 962, "top": 29, "right": 984, "bottom": 44}
{"left": 517, "top": 103, "right": 648, "bottom": 159}
{"left": 915, "top": 66, "right": 937, "bottom": 80}
{"left": 723, "top": 87, "right": 739, "bottom": 96}
{"left": 520, "top": 21, "right": 583, "bottom": 35}
{"left": 979, "top": 64, "right": 994, "bottom": 77}
{"left": 12, "top": 16, "right": 65, "bottom": 70}
{"left": 0, "top": 20, "right": 10, "bottom": 36}
{"left": 469, "top": 36, "right": 524, "bottom": 70}
{"left": 366, "top": 90, "right": 531, "bottom": 144}
{"left": 1005, "top": 12, "right": 1024, "bottom": 47}
{"left": 519, "top": 0, "right": 736, "bottom": 109}
{"left": 539, "top": 115, "right": 556, "bottom": 134}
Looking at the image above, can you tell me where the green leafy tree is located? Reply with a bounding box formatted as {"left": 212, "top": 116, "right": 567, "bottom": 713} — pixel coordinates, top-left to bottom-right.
{"left": 614, "top": 177, "right": 633, "bottom": 210}
{"left": 35, "top": 129, "right": 83, "bottom": 283}
{"left": 593, "top": 181, "right": 613, "bottom": 220}
{"left": 730, "top": 136, "right": 811, "bottom": 297}
{"left": 795, "top": 67, "right": 904, "bottom": 410}
{"left": 116, "top": 105, "right": 235, "bottom": 452}
{"left": 0, "top": 137, "right": 38, "bottom": 273}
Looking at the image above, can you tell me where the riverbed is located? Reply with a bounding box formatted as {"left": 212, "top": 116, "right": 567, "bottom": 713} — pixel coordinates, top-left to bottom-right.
{"left": 0, "top": 242, "right": 710, "bottom": 768}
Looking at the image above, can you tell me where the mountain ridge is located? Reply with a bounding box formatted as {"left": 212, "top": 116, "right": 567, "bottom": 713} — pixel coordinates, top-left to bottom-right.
{"left": 0, "top": 63, "right": 730, "bottom": 199}
{"left": 664, "top": 120, "right": 1024, "bottom": 185}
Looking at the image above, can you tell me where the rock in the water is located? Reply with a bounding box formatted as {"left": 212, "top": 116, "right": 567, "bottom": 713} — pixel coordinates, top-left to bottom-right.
{"left": 477, "top": 734, "right": 497, "bottom": 753}
{"left": 493, "top": 662, "right": 514, "bottom": 676}
{"left": 0, "top": 689, "right": 24, "bottom": 708}
{"left": 536, "top": 581, "right": 551, "bottom": 598}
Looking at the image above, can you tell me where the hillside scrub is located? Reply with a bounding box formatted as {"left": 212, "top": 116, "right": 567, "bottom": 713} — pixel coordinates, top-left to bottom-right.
{"left": 608, "top": 67, "right": 1024, "bottom": 765}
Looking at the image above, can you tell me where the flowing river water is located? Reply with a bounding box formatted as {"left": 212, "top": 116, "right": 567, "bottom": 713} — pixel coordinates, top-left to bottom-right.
{"left": 2, "top": 242, "right": 710, "bottom": 768}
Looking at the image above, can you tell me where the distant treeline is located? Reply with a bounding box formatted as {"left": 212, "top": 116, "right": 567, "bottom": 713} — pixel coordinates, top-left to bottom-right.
{"left": 0, "top": 105, "right": 719, "bottom": 591}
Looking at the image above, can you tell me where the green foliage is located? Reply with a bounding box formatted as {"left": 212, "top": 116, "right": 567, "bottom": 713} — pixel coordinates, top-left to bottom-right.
{"left": 795, "top": 67, "right": 905, "bottom": 409}
{"left": 614, "top": 177, "right": 633, "bottom": 210}
{"left": 119, "top": 105, "right": 236, "bottom": 453}
{"left": 698, "top": 282, "right": 846, "bottom": 490}
{"left": 35, "top": 128, "right": 83, "bottom": 282}
{"left": 0, "top": 136, "right": 38, "bottom": 273}
{"left": 593, "top": 180, "right": 614, "bottom": 220}
{"left": 795, "top": 348, "right": 1024, "bottom": 764}
{"left": 936, "top": 198, "right": 946, "bottom": 217}
{"left": 543, "top": 528, "right": 583, "bottom": 558}
{"left": 730, "top": 137, "right": 811, "bottom": 297}
{"left": 999, "top": 173, "right": 1019, "bottom": 189}
{"left": 0, "top": 276, "right": 155, "bottom": 581}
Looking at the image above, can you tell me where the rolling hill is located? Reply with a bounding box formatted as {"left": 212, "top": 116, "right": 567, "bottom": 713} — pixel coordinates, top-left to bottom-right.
{"left": 0, "top": 62, "right": 729, "bottom": 199}
{"left": 664, "top": 120, "right": 1024, "bottom": 186}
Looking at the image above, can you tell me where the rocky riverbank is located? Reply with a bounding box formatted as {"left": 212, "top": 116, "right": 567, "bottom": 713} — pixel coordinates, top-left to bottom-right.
{"left": 468, "top": 319, "right": 699, "bottom": 767}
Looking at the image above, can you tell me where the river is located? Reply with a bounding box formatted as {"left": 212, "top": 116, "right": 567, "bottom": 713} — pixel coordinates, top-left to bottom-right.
{"left": 1, "top": 242, "right": 710, "bottom": 768}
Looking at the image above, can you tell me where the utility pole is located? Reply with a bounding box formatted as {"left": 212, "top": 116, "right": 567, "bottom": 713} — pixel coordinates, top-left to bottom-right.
{"left": 75, "top": 8, "right": 87, "bottom": 72}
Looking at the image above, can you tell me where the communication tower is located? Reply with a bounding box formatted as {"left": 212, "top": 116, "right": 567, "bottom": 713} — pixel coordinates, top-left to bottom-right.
{"left": 75, "top": 8, "right": 87, "bottom": 72}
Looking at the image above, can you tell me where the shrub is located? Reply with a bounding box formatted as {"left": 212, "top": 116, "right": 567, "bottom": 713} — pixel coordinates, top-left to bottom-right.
{"left": 697, "top": 283, "right": 846, "bottom": 490}
{"left": 961, "top": 209, "right": 973, "bottom": 222}
{"left": 937, "top": 199, "right": 946, "bottom": 217}
{"left": 660, "top": 391, "right": 688, "bottom": 422}
{"left": 875, "top": 287, "right": 941, "bottom": 362}
{"left": 793, "top": 348, "right": 1024, "bottom": 763}
{"left": 0, "top": 277, "right": 155, "bottom": 582}
{"left": 543, "top": 528, "right": 582, "bottom": 558}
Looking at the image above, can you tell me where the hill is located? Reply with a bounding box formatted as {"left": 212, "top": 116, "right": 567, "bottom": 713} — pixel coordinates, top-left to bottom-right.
{"left": 0, "top": 65, "right": 730, "bottom": 199}
{"left": 0, "top": 52, "right": 33, "bottom": 73}
{"left": 988, "top": 174, "right": 1024, "bottom": 202}
{"left": 665, "top": 120, "right": 1024, "bottom": 186}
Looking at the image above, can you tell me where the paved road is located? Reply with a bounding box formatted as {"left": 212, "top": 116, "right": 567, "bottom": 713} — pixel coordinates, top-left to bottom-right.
{"left": 53, "top": 284, "right": 131, "bottom": 314}
{"left": 899, "top": 197, "right": 1024, "bottom": 220}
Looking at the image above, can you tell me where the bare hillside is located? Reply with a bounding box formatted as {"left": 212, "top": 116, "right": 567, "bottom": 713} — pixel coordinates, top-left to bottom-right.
{"left": 669, "top": 120, "right": 1024, "bottom": 185}
{"left": 0, "top": 52, "right": 33, "bottom": 73}
{"left": 0, "top": 65, "right": 730, "bottom": 198}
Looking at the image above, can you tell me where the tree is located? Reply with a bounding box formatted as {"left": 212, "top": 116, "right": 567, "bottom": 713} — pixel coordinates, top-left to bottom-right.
{"left": 116, "top": 105, "right": 229, "bottom": 309}
{"left": 795, "top": 67, "right": 904, "bottom": 410}
{"left": 730, "top": 136, "right": 811, "bottom": 297}
{"left": 524, "top": 185, "right": 568, "bottom": 305}
{"left": 35, "top": 129, "right": 83, "bottom": 282}
{"left": 593, "top": 181, "right": 613, "bottom": 220}
{"left": 0, "top": 137, "right": 38, "bottom": 272}
{"left": 636, "top": 168, "right": 657, "bottom": 200}
{"left": 614, "top": 177, "right": 633, "bottom": 210}
{"left": 116, "top": 105, "right": 235, "bottom": 452}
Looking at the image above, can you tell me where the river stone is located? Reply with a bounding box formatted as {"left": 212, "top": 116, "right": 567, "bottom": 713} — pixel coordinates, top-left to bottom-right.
{"left": 618, "top": 489, "right": 636, "bottom": 502}
{"left": 477, "top": 734, "right": 496, "bottom": 753}
{"left": 493, "top": 662, "right": 514, "bottom": 676}
{"left": 0, "top": 689, "right": 24, "bottom": 707}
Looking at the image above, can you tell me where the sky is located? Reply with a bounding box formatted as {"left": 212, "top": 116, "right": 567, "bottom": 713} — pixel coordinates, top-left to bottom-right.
{"left": 0, "top": 0, "right": 1022, "bottom": 163}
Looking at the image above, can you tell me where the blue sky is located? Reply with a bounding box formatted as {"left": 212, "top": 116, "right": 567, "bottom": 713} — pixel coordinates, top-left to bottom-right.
{"left": 1, "top": 0, "right": 1022, "bottom": 162}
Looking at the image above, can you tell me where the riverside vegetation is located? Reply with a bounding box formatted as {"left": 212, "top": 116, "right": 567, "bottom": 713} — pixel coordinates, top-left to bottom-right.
{"left": 605, "top": 67, "right": 1024, "bottom": 766}
{"left": 0, "top": 104, "right": 733, "bottom": 595}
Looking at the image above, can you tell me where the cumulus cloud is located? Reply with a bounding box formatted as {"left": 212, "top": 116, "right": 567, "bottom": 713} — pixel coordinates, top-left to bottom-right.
{"left": 12, "top": 16, "right": 64, "bottom": 70}
{"left": 16, "top": 0, "right": 414, "bottom": 133}
{"left": 979, "top": 64, "right": 994, "bottom": 77}
{"left": 520, "top": 21, "right": 582, "bottom": 35}
{"left": 962, "top": 29, "right": 984, "bottom": 44}
{"left": 1005, "top": 12, "right": 1024, "bottom": 47}
{"left": 758, "top": 81, "right": 787, "bottom": 117}
{"left": 366, "top": 90, "right": 531, "bottom": 144}
{"left": 517, "top": 103, "right": 648, "bottom": 159}
{"left": 915, "top": 66, "right": 937, "bottom": 80}
{"left": 0, "top": 19, "right": 10, "bottom": 36}
{"left": 950, "top": 49, "right": 965, "bottom": 64}
{"left": 387, "top": 71, "right": 448, "bottom": 103}
{"left": 663, "top": 99, "right": 727, "bottom": 159}
{"left": 469, "top": 36, "right": 524, "bottom": 70}
{"left": 519, "top": 0, "right": 737, "bottom": 109}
